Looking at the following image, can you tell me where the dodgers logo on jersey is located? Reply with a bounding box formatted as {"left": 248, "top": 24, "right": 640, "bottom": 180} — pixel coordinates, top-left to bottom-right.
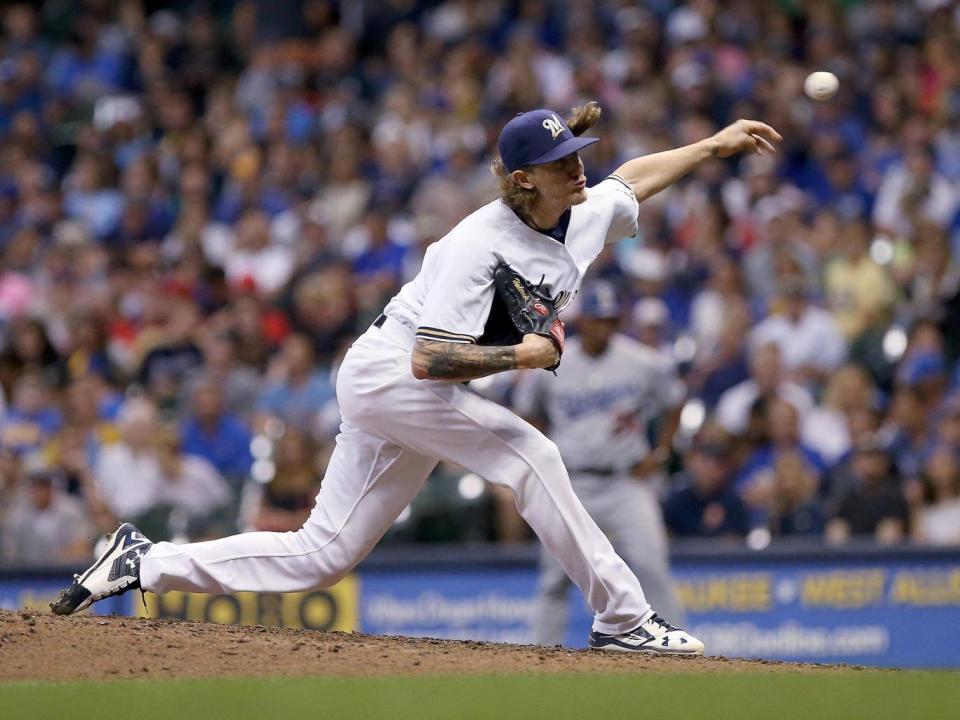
{"left": 542, "top": 114, "right": 564, "bottom": 140}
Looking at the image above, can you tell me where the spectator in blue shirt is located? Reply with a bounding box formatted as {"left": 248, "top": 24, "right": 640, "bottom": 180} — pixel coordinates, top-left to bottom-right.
{"left": 44, "top": 18, "right": 125, "bottom": 101}
{"left": 735, "top": 398, "right": 826, "bottom": 526}
{"left": 0, "top": 371, "right": 62, "bottom": 456}
{"left": 62, "top": 154, "right": 125, "bottom": 240}
{"left": 256, "top": 333, "right": 335, "bottom": 431}
{"left": 351, "top": 208, "right": 408, "bottom": 289}
{"left": 180, "top": 378, "right": 253, "bottom": 488}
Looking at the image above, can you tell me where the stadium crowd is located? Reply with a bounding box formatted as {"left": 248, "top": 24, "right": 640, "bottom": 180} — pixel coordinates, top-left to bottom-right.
{"left": 2, "top": 0, "right": 960, "bottom": 566}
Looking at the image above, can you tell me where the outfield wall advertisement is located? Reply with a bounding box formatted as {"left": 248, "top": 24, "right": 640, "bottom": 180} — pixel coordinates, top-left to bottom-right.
{"left": 139, "top": 575, "right": 358, "bottom": 633}
{"left": 357, "top": 555, "right": 960, "bottom": 669}
{"left": 672, "top": 562, "right": 960, "bottom": 668}
{"left": 3, "top": 550, "right": 958, "bottom": 668}
{"left": 361, "top": 568, "right": 537, "bottom": 644}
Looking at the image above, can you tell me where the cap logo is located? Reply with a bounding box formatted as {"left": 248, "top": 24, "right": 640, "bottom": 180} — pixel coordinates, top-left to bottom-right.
{"left": 542, "top": 114, "right": 564, "bottom": 140}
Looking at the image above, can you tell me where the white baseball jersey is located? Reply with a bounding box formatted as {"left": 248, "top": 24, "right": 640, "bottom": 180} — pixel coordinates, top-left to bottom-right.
{"left": 383, "top": 176, "right": 639, "bottom": 345}
{"left": 515, "top": 334, "right": 685, "bottom": 472}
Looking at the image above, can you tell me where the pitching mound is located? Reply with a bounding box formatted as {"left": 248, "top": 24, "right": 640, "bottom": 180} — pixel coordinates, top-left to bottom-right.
{"left": 0, "top": 609, "right": 853, "bottom": 682}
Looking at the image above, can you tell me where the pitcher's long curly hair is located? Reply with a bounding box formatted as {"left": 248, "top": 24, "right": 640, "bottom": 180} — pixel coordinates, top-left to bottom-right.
{"left": 490, "top": 101, "right": 601, "bottom": 219}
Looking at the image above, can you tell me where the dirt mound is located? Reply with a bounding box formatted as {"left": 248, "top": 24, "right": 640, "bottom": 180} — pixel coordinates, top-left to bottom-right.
{"left": 0, "top": 609, "right": 850, "bottom": 682}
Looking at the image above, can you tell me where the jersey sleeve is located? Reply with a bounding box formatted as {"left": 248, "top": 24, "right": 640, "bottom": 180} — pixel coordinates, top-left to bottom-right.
{"left": 416, "top": 233, "right": 495, "bottom": 344}
{"left": 590, "top": 175, "right": 640, "bottom": 245}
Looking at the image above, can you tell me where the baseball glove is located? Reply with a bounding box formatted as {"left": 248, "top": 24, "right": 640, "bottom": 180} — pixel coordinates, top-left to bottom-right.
{"left": 480, "top": 263, "right": 565, "bottom": 371}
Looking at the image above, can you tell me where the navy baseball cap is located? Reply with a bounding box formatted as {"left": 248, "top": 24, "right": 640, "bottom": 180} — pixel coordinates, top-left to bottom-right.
{"left": 498, "top": 109, "right": 599, "bottom": 172}
{"left": 579, "top": 281, "right": 620, "bottom": 319}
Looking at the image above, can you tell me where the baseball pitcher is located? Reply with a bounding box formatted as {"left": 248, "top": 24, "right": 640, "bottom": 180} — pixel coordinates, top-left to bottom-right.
{"left": 54, "top": 103, "right": 779, "bottom": 655}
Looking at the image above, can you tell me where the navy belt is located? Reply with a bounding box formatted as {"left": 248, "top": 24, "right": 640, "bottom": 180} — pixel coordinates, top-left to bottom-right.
{"left": 571, "top": 467, "right": 619, "bottom": 476}
{"left": 373, "top": 313, "right": 388, "bottom": 328}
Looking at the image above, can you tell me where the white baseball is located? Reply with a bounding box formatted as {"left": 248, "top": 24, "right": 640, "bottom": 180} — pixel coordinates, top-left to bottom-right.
{"left": 804, "top": 71, "right": 838, "bottom": 101}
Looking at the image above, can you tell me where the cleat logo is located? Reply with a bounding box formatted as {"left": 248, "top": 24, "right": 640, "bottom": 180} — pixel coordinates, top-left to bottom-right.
{"left": 125, "top": 549, "right": 144, "bottom": 570}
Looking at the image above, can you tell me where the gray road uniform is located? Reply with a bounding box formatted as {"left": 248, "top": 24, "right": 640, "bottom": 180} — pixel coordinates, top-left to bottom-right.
{"left": 515, "top": 333, "right": 686, "bottom": 646}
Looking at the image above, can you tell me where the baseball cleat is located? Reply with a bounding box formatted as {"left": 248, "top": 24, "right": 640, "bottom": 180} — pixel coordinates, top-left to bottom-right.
{"left": 588, "top": 613, "right": 704, "bottom": 656}
{"left": 50, "top": 523, "right": 153, "bottom": 616}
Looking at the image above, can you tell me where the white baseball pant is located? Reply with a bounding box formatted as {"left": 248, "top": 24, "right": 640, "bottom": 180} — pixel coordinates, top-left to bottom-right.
{"left": 532, "top": 472, "right": 685, "bottom": 646}
{"left": 140, "top": 317, "right": 653, "bottom": 635}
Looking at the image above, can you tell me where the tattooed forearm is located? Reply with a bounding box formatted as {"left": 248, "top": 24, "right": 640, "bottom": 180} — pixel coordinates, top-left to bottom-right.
{"left": 412, "top": 339, "right": 518, "bottom": 381}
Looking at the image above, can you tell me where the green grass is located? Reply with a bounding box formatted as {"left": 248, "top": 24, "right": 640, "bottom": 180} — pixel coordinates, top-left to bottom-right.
{"left": 3, "top": 672, "right": 958, "bottom": 720}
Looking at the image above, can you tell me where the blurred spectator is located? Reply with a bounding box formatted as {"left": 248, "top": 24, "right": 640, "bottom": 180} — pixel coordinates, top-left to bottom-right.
{"left": 62, "top": 154, "right": 124, "bottom": 241}
{"left": 255, "top": 333, "right": 335, "bottom": 430}
{"left": 2, "top": 459, "right": 92, "bottom": 566}
{"left": 882, "top": 386, "right": 931, "bottom": 483}
{"left": 308, "top": 142, "right": 370, "bottom": 242}
{"left": 0, "top": 371, "right": 62, "bottom": 456}
{"left": 897, "top": 349, "right": 948, "bottom": 414}
{"left": 824, "top": 221, "right": 896, "bottom": 342}
{"left": 874, "top": 144, "right": 959, "bottom": 239}
{"left": 767, "top": 450, "right": 826, "bottom": 538}
{"left": 742, "top": 200, "right": 820, "bottom": 308}
{"left": 735, "top": 398, "right": 826, "bottom": 527}
{"left": 93, "top": 397, "right": 165, "bottom": 521}
{"left": 286, "top": 267, "right": 358, "bottom": 362}
{"left": 215, "top": 208, "right": 295, "bottom": 296}
{"left": 350, "top": 208, "right": 409, "bottom": 290}
{"left": 912, "top": 445, "right": 960, "bottom": 545}
{"left": 155, "top": 426, "right": 232, "bottom": 539}
{"left": 44, "top": 374, "right": 120, "bottom": 471}
{"left": 901, "top": 224, "right": 960, "bottom": 327}
{"left": 750, "top": 275, "right": 847, "bottom": 385}
{"left": 687, "top": 300, "right": 752, "bottom": 410}
{"left": 801, "top": 364, "right": 876, "bottom": 466}
{"left": 226, "top": 293, "right": 286, "bottom": 370}
{"left": 182, "top": 332, "right": 260, "bottom": 420}
{"left": 932, "top": 395, "right": 960, "bottom": 454}
{"left": 135, "top": 296, "right": 204, "bottom": 412}
{"left": 248, "top": 428, "right": 323, "bottom": 532}
{"left": 715, "top": 343, "right": 813, "bottom": 436}
{"left": 179, "top": 378, "right": 253, "bottom": 487}
{"left": 689, "top": 255, "right": 747, "bottom": 362}
{"left": 62, "top": 311, "right": 120, "bottom": 384}
{"left": 663, "top": 434, "right": 750, "bottom": 538}
{"left": 0, "top": 316, "right": 65, "bottom": 391}
{"left": 826, "top": 435, "right": 910, "bottom": 545}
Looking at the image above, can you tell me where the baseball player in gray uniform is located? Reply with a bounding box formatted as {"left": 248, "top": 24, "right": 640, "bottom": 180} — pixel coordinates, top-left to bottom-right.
{"left": 516, "top": 281, "right": 686, "bottom": 647}
{"left": 54, "top": 102, "right": 779, "bottom": 655}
